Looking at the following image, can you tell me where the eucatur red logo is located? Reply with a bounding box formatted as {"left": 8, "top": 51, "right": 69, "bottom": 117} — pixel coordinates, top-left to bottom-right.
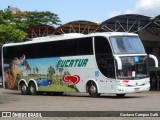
{"left": 62, "top": 75, "right": 80, "bottom": 85}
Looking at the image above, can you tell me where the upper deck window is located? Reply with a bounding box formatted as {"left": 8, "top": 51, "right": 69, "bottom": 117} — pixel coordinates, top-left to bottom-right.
{"left": 110, "top": 36, "right": 145, "bottom": 54}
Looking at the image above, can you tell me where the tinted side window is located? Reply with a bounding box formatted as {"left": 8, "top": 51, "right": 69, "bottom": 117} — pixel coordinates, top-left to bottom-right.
{"left": 0, "top": 44, "right": 2, "bottom": 77}
{"left": 3, "top": 46, "right": 23, "bottom": 59}
{"left": 3, "top": 46, "right": 24, "bottom": 66}
{"left": 3, "top": 37, "right": 93, "bottom": 60}
{"left": 77, "top": 37, "right": 93, "bottom": 55}
{"left": 24, "top": 44, "right": 37, "bottom": 58}
{"left": 95, "top": 37, "right": 112, "bottom": 54}
{"left": 37, "top": 42, "right": 50, "bottom": 58}
{"left": 50, "top": 37, "right": 93, "bottom": 57}
{"left": 95, "top": 36, "right": 115, "bottom": 78}
{"left": 50, "top": 40, "right": 64, "bottom": 57}
{"left": 3, "top": 44, "right": 37, "bottom": 59}
{"left": 64, "top": 39, "right": 77, "bottom": 56}
{"left": 3, "top": 46, "right": 14, "bottom": 60}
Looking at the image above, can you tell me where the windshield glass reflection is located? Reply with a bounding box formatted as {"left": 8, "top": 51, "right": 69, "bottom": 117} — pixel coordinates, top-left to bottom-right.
{"left": 116, "top": 56, "right": 148, "bottom": 80}
{"left": 110, "top": 36, "right": 145, "bottom": 54}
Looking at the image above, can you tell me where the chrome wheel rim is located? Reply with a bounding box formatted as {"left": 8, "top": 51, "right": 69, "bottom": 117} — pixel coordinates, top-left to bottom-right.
{"left": 30, "top": 85, "right": 35, "bottom": 94}
{"left": 21, "top": 85, "right": 26, "bottom": 92}
{"left": 90, "top": 86, "right": 96, "bottom": 93}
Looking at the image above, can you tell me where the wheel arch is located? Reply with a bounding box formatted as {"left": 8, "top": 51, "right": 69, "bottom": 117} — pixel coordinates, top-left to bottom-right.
{"left": 18, "top": 79, "right": 28, "bottom": 90}
{"left": 28, "top": 79, "right": 38, "bottom": 91}
{"left": 86, "top": 79, "right": 100, "bottom": 93}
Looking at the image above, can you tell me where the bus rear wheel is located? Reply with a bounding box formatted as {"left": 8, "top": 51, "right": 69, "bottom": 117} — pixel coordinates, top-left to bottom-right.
{"left": 116, "top": 94, "right": 126, "bottom": 97}
{"left": 20, "top": 82, "right": 28, "bottom": 95}
{"left": 88, "top": 82, "right": 100, "bottom": 97}
{"left": 29, "top": 82, "right": 37, "bottom": 95}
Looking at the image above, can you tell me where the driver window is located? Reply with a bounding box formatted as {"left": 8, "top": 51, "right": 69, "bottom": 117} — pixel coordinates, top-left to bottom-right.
{"left": 95, "top": 37, "right": 115, "bottom": 78}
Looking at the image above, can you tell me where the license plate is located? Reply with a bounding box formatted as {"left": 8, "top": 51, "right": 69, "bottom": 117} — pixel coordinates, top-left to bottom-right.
{"left": 134, "top": 88, "right": 140, "bottom": 92}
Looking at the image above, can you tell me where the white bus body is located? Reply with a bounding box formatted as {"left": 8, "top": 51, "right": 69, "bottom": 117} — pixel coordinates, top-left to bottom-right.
{"left": 2, "top": 32, "right": 158, "bottom": 97}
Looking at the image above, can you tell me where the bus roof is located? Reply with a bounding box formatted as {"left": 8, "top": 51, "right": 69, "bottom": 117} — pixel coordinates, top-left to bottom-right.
{"left": 3, "top": 32, "right": 138, "bottom": 47}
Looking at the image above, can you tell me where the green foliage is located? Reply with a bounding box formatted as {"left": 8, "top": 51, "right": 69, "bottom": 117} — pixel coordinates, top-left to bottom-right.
{"left": 0, "top": 25, "right": 27, "bottom": 43}
{"left": 38, "top": 84, "right": 77, "bottom": 92}
{"left": 14, "top": 11, "right": 61, "bottom": 30}
{"left": 0, "top": 10, "right": 61, "bottom": 43}
{"left": 47, "top": 66, "right": 55, "bottom": 78}
{"left": 64, "top": 71, "right": 71, "bottom": 75}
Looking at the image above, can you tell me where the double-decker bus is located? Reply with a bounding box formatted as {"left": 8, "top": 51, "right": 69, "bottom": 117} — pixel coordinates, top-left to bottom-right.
{"left": 0, "top": 44, "right": 2, "bottom": 85}
{"left": 2, "top": 32, "right": 158, "bottom": 97}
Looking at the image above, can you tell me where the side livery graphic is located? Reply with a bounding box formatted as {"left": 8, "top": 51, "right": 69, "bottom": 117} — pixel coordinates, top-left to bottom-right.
{"left": 4, "top": 55, "right": 26, "bottom": 89}
{"left": 56, "top": 59, "right": 88, "bottom": 68}
{"left": 4, "top": 55, "right": 89, "bottom": 92}
{"left": 62, "top": 75, "right": 80, "bottom": 85}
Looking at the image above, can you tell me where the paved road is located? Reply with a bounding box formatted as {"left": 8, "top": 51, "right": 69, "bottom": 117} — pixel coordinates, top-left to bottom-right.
{"left": 0, "top": 88, "right": 160, "bottom": 120}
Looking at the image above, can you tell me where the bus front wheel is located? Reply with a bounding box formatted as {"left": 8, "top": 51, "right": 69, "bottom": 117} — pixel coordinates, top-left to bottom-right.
{"left": 88, "top": 82, "right": 100, "bottom": 97}
{"left": 29, "top": 82, "right": 37, "bottom": 95}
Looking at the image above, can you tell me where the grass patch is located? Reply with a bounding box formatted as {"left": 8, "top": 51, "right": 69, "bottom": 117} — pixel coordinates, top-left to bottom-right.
{"left": 38, "top": 84, "right": 77, "bottom": 92}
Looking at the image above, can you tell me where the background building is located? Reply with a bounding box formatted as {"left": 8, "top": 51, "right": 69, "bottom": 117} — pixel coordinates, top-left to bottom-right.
{"left": 4, "top": 6, "right": 20, "bottom": 14}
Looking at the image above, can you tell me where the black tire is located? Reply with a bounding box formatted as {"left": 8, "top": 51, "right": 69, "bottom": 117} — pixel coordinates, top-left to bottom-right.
{"left": 29, "top": 82, "right": 37, "bottom": 95}
{"left": 54, "top": 92, "right": 64, "bottom": 96}
{"left": 116, "top": 94, "right": 126, "bottom": 98}
{"left": 88, "top": 82, "right": 100, "bottom": 97}
{"left": 46, "top": 92, "right": 63, "bottom": 96}
{"left": 20, "top": 82, "right": 28, "bottom": 95}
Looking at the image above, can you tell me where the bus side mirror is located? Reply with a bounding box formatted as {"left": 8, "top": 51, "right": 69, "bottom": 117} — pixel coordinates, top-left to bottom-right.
{"left": 149, "top": 54, "right": 158, "bottom": 67}
{"left": 114, "top": 56, "right": 122, "bottom": 70}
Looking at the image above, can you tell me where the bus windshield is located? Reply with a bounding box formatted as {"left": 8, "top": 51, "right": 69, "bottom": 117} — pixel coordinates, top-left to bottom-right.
{"left": 116, "top": 56, "right": 148, "bottom": 80}
{"left": 110, "top": 36, "right": 145, "bottom": 54}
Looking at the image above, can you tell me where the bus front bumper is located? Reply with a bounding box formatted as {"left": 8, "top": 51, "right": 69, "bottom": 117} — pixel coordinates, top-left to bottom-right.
{"left": 116, "top": 84, "right": 150, "bottom": 94}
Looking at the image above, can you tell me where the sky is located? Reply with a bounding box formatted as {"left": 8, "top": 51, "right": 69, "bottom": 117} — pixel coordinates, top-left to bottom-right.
{"left": 23, "top": 57, "right": 60, "bottom": 75}
{"left": 0, "top": 0, "right": 160, "bottom": 24}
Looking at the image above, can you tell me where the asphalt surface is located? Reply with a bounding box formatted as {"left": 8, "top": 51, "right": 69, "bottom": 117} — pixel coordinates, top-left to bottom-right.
{"left": 0, "top": 88, "right": 160, "bottom": 120}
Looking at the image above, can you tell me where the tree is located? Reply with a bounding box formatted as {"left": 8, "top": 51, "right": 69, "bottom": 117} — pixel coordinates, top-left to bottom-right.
{"left": 0, "top": 11, "right": 27, "bottom": 43}
{"left": 0, "top": 25, "right": 27, "bottom": 43}
{"left": 35, "top": 67, "right": 39, "bottom": 74}
{"left": 0, "top": 10, "right": 61, "bottom": 43}
{"left": 14, "top": 11, "right": 61, "bottom": 30}
{"left": 47, "top": 66, "right": 55, "bottom": 80}
{"left": 64, "top": 71, "right": 70, "bottom": 75}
